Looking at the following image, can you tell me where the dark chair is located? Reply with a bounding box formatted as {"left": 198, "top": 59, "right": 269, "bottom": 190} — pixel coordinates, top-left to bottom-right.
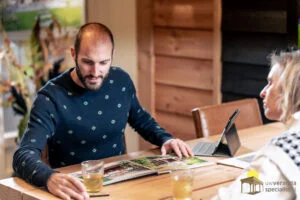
{"left": 41, "top": 144, "right": 50, "bottom": 166}
{"left": 192, "top": 98, "right": 263, "bottom": 138}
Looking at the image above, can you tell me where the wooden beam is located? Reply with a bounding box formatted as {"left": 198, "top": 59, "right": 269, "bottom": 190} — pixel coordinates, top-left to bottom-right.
{"left": 212, "top": 0, "right": 222, "bottom": 104}
{"left": 137, "top": 0, "right": 155, "bottom": 115}
{"left": 137, "top": 0, "right": 157, "bottom": 151}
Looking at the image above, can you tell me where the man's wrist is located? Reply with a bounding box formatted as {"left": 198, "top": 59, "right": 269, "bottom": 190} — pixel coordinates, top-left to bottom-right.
{"left": 45, "top": 171, "right": 59, "bottom": 191}
{"left": 163, "top": 138, "right": 175, "bottom": 145}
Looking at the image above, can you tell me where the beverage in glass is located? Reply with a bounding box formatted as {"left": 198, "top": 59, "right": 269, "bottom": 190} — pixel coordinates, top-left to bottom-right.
{"left": 171, "top": 168, "right": 194, "bottom": 200}
{"left": 81, "top": 160, "right": 104, "bottom": 193}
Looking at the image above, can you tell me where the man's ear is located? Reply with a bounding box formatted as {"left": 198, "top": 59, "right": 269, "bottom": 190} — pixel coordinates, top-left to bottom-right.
{"left": 71, "top": 48, "right": 76, "bottom": 59}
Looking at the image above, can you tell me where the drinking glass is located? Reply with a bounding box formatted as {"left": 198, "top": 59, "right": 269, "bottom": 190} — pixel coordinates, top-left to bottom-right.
{"left": 171, "top": 168, "right": 194, "bottom": 200}
{"left": 81, "top": 160, "right": 104, "bottom": 193}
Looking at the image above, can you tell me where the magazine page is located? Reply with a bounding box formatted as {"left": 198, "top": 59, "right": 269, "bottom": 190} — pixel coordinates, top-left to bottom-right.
{"left": 70, "top": 160, "right": 157, "bottom": 186}
{"left": 70, "top": 154, "right": 213, "bottom": 185}
{"left": 129, "top": 154, "right": 213, "bottom": 174}
{"left": 217, "top": 152, "right": 257, "bottom": 169}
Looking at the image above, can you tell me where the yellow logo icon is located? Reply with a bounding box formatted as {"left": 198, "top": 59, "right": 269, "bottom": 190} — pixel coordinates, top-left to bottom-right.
{"left": 247, "top": 170, "right": 259, "bottom": 179}
{"left": 240, "top": 170, "right": 263, "bottom": 195}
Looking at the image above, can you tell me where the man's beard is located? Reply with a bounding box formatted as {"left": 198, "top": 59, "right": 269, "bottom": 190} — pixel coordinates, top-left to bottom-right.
{"left": 75, "top": 61, "right": 107, "bottom": 91}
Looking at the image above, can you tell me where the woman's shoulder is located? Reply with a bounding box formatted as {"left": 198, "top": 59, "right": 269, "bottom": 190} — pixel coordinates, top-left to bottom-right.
{"left": 270, "top": 130, "right": 300, "bottom": 164}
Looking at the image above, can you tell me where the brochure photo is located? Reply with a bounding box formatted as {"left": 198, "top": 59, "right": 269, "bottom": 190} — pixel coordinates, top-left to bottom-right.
{"left": 70, "top": 160, "right": 157, "bottom": 186}
{"left": 130, "top": 154, "right": 213, "bottom": 174}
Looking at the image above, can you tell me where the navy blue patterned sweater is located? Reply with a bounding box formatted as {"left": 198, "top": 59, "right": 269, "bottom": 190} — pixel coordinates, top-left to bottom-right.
{"left": 13, "top": 66, "right": 173, "bottom": 187}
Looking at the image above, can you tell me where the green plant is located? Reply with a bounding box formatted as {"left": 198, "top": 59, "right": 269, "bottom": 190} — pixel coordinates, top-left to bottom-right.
{"left": 0, "top": 14, "right": 72, "bottom": 141}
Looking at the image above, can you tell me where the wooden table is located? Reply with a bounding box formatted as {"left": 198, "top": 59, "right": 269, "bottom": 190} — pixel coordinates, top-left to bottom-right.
{"left": 0, "top": 122, "right": 285, "bottom": 200}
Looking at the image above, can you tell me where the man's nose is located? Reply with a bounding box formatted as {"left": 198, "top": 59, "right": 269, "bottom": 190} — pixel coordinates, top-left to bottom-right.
{"left": 90, "top": 65, "right": 103, "bottom": 77}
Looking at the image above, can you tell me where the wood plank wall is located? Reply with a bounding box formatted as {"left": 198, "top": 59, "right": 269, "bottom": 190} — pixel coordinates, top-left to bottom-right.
{"left": 138, "top": 0, "right": 221, "bottom": 147}
{"left": 221, "top": 0, "right": 298, "bottom": 123}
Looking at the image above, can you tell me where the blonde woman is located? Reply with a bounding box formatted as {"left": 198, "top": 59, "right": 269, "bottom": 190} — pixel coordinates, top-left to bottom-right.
{"left": 214, "top": 49, "right": 300, "bottom": 200}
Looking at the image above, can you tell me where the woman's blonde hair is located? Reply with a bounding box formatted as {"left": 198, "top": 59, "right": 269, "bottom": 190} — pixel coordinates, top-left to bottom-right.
{"left": 270, "top": 49, "right": 300, "bottom": 123}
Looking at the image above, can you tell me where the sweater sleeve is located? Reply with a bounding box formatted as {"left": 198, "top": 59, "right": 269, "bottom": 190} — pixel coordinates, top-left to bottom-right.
{"left": 127, "top": 80, "right": 173, "bottom": 146}
{"left": 13, "top": 93, "right": 57, "bottom": 187}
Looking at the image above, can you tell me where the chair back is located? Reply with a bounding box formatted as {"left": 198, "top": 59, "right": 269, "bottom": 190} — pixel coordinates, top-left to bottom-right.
{"left": 192, "top": 98, "right": 263, "bottom": 138}
{"left": 41, "top": 144, "right": 50, "bottom": 166}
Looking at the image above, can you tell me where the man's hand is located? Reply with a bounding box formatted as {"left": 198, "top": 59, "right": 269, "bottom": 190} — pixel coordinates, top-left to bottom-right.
{"left": 47, "top": 173, "right": 89, "bottom": 200}
{"left": 161, "top": 139, "right": 194, "bottom": 158}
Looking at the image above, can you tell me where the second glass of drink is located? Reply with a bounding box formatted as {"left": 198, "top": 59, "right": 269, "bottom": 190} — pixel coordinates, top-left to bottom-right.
{"left": 171, "top": 167, "right": 194, "bottom": 200}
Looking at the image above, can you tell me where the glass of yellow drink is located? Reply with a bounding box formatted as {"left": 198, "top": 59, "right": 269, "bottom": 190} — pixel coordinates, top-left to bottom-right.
{"left": 81, "top": 160, "right": 104, "bottom": 193}
{"left": 171, "top": 167, "right": 194, "bottom": 200}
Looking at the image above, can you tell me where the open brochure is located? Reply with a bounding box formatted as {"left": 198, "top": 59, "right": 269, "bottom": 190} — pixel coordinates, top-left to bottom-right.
{"left": 130, "top": 154, "right": 213, "bottom": 174}
{"left": 70, "top": 154, "right": 213, "bottom": 185}
{"left": 217, "top": 152, "right": 257, "bottom": 169}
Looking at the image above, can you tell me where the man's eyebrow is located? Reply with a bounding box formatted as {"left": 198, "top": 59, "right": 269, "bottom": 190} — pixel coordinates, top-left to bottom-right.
{"left": 100, "top": 59, "right": 111, "bottom": 62}
{"left": 81, "top": 58, "right": 93, "bottom": 62}
{"left": 81, "top": 58, "right": 111, "bottom": 62}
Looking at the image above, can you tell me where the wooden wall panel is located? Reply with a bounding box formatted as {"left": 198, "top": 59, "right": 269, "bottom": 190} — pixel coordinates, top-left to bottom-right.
{"left": 286, "top": 0, "right": 298, "bottom": 43}
{"left": 155, "top": 84, "right": 213, "bottom": 116}
{"left": 138, "top": 0, "right": 221, "bottom": 148}
{"left": 222, "top": 62, "right": 269, "bottom": 96}
{"left": 154, "top": 0, "right": 213, "bottom": 29}
{"left": 222, "top": 32, "right": 288, "bottom": 65}
{"left": 223, "top": 62, "right": 269, "bottom": 80}
{"left": 221, "top": 0, "right": 298, "bottom": 125}
{"left": 154, "top": 28, "right": 213, "bottom": 59}
{"left": 222, "top": 0, "right": 286, "bottom": 11}
{"left": 223, "top": 11, "right": 287, "bottom": 33}
{"left": 155, "top": 56, "right": 213, "bottom": 90}
{"left": 156, "top": 111, "right": 196, "bottom": 140}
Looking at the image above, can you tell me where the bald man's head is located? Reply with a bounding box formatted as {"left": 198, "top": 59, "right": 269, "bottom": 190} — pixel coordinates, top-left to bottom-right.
{"left": 74, "top": 23, "right": 114, "bottom": 58}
